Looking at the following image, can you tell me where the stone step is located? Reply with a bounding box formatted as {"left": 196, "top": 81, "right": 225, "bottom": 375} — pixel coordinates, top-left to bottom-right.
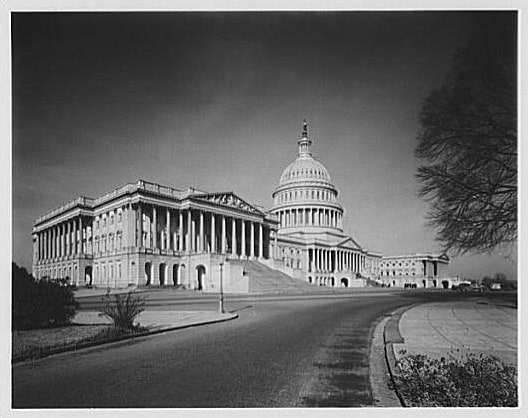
{"left": 229, "top": 259, "right": 321, "bottom": 294}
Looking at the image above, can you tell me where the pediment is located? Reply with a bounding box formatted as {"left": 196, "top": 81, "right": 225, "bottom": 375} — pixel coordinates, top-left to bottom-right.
{"left": 438, "top": 253, "right": 450, "bottom": 261}
{"left": 194, "top": 192, "right": 263, "bottom": 215}
{"left": 336, "top": 236, "right": 363, "bottom": 250}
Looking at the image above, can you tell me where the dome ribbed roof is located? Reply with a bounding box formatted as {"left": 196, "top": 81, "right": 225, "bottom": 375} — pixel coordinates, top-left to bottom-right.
{"left": 279, "top": 156, "right": 332, "bottom": 186}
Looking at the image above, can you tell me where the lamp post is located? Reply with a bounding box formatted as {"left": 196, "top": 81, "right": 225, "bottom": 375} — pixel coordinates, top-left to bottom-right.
{"left": 219, "top": 261, "right": 225, "bottom": 313}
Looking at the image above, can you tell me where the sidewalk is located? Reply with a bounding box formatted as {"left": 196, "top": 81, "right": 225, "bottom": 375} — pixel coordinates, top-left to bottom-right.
{"left": 74, "top": 287, "right": 144, "bottom": 298}
{"left": 74, "top": 310, "right": 237, "bottom": 330}
{"left": 393, "top": 299, "right": 517, "bottom": 366}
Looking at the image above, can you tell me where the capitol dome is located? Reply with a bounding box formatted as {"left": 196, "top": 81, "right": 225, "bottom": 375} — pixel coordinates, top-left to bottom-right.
{"left": 279, "top": 156, "right": 332, "bottom": 186}
{"left": 271, "top": 121, "right": 344, "bottom": 233}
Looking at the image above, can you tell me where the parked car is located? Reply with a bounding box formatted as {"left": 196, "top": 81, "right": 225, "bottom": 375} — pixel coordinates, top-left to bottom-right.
{"left": 490, "top": 282, "right": 502, "bottom": 291}
{"left": 452, "top": 282, "right": 471, "bottom": 292}
{"left": 471, "top": 284, "right": 485, "bottom": 293}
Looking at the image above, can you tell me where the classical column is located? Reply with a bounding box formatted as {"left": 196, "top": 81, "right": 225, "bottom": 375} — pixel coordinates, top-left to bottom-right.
{"left": 185, "top": 209, "right": 191, "bottom": 252}
{"left": 167, "top": 208, "right": 171, "bottom": 251}
{"left": 210, "top": 213, "right": 216, "bottom": 253}
{"left": 77, "top": 217, "right": 83, "bottom": 255}
{"left": 191, "top": 212, "right": 196, "bottom": 253}
{"left": 138, "top": 204, "right": 143, "bottom": 248}
{"left": 129, "top": 203, "right": 136, "bottom": 248}
{"left": 199, "top": 211, "right": 204, "bottom": 252}
{"left": 221, "top": 215, "right": 226, "bottom": 254}
{"left": 152, "top": 206, "right": 157, "bottom": 249}
{"left": 36, "top": 232, "right": 41, "bottom": 261}
{"left": 172, "top": 211, "right": 178, "bottom": 252}
{"left": 56, "top": 224, "right": 61, "bottom": 258}
{"left": 250, "top": 221, "right": 255, "bottom": 258}
{"left": 54, "top": 226, "right": 58, "bottom": 259}
{"left": 187, "top": 209, "right": 192, "bottom": 253}
{"left": 51, "top": 227, "right": 55, "bottom": 259}
{"left": 241, "top": 220, "right": 246, "bottom": 258}
{"left": 258, "top": 223, "right": 263, "bottom": 259}
{"left": 49, "top": 227, "right": 54, "bottom": 259}
{"left": 66, "top": 222, "right": 71, "bottom": 256}
{"left": 60, "top": 223, "right": 64, "bottom": 257}
{"left": 231, "top": 218, "right": 237, "bottom": 256}
{"left": 178, "top": 210, "right": 183, "bottom": 251}
{"left": 274, "top": 230, "right": 278, "bottom": 259}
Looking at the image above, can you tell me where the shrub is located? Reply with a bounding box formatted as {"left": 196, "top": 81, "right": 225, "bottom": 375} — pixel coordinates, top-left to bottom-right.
{"left": 394, "top": 350, "right": 517, "bottom": 407}
{"left": 12, "top": 263, "right": 79, "bottom": 330}
{"left": 100, "top": 292, "right": 146, "bottom": 330}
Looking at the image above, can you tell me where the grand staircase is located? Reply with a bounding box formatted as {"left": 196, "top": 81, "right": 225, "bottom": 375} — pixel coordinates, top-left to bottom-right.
{"left": 228, "top": 259, "right": 334, "bottom": 294}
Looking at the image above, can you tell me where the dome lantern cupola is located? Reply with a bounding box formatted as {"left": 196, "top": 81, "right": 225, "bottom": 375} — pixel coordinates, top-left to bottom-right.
{"left": 297, "top": 119, "right": 312, "bottom": 158}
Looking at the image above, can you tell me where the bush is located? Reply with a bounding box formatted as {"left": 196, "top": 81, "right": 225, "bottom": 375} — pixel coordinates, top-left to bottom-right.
{"left": 12, "top": 263, "right": 79, "bottom": 330}
{"left": 100, "top": 292, "right": 146, "bottom": 330}
{"left": 394, "top": 350, "right": 517, "bottom": 407}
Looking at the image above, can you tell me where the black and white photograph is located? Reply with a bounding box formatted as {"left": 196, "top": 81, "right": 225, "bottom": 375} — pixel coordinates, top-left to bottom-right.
{"left": 2, "top": 1, "right": 525, "bottom": 415}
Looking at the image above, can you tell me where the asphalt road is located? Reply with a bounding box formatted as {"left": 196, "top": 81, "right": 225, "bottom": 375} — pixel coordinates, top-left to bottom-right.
{"left": 12, "top": 291, "right": 511, "bottom": 408}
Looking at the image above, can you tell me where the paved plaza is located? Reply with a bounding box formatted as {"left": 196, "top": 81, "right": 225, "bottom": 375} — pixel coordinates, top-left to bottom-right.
{"left": 393, "top": 299, "right": 517, "bottom": 366}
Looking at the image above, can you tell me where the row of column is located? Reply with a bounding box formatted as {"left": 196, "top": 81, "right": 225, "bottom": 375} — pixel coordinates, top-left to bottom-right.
{"left": 35, "top": 217, "right": 90, "bottom": 262}
{"left": 133, "top": 204, "right": 270, "bottom": 259}
{"left": 309, "top": 248, "right": 365, "bottom": 273}
{"left": 35, "top": 204, "right": 274, "bottom": 262}
{"left": 277, "top": 207, "right": 342, "bottom": 229}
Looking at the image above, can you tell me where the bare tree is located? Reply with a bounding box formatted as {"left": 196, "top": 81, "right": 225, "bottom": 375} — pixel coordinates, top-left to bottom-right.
{"left": 415, "top": 16, "right": 517, "bottom": 254}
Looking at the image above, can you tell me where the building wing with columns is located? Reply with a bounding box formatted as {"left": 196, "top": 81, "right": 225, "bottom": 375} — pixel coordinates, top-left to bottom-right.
{"left": 32, "top": 181, "right": 278, "bottom": 292}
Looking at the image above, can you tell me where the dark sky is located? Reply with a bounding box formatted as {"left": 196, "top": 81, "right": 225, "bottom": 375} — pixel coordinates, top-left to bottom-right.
{"left": 11, "top": 11, "right": 518, "bottom": 279}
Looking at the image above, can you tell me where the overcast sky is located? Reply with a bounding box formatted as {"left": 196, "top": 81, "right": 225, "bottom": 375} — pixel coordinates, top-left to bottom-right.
{"left": 11, "top": 11, "right": 517, "bottom": 279}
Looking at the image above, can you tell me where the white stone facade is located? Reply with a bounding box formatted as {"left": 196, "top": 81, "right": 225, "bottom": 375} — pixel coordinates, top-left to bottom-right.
{"left": 378, "top": 253, "right": 453, "bottom": 288}
{"left": 32, "top": 181, "right": 277, "bottom": 292}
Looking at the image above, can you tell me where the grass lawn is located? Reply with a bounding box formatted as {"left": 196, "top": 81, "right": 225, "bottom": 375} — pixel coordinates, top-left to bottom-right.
{"left": 12, "top": 324, "right": 110, "bottom": 362}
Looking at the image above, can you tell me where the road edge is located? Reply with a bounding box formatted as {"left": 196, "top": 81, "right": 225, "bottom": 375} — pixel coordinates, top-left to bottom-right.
{"left": 369, "top": 303, "right": 419, "bottom": 407}
{"left": 12, "top": 312, "right": 238, "bottom": 367}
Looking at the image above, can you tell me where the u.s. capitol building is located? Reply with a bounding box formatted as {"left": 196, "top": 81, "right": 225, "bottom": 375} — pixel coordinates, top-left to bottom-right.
{"left": 31, "top": 121, "right": 453, "bottom": 292}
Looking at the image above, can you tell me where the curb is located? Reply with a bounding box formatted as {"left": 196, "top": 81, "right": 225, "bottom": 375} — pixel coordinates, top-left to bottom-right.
{"left": 382, "top": 304, "right": 419, "bottom": 407}
{"left": 13, "top": 312, "right": 238, "bottom": 366}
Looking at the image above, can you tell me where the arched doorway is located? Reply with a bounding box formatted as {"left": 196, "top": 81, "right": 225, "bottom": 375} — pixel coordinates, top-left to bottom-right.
{"left": 85, "top": 266, "right": 92, "bottom": 286}
{"left": 308, "top": 276, "right": 312, "bottom": 284}
{"left": 159, "top": 263, "right": 166, "bottom": 286}
{"left": 196, "top": 265, "right": 206, "bottom": 290}
{"left": 442, "top": 280, "right": 449, "bottom": 289}
{"left": 180, "top": 264, "right": 186, "bottom": 288}
{"left": 145, "top": 262, "right": 152, "bottom": 286}
{"left": 433, "top": 279, "right": 437, "bottom": 288}
{"left": 341, "top": 278, "right": 349, "bottom": 288}
{"left": 173, "top": 264, "right": 179, "bottom": 286}
{"left": 422, "top": 279, "right": 427, "bottom": 288}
